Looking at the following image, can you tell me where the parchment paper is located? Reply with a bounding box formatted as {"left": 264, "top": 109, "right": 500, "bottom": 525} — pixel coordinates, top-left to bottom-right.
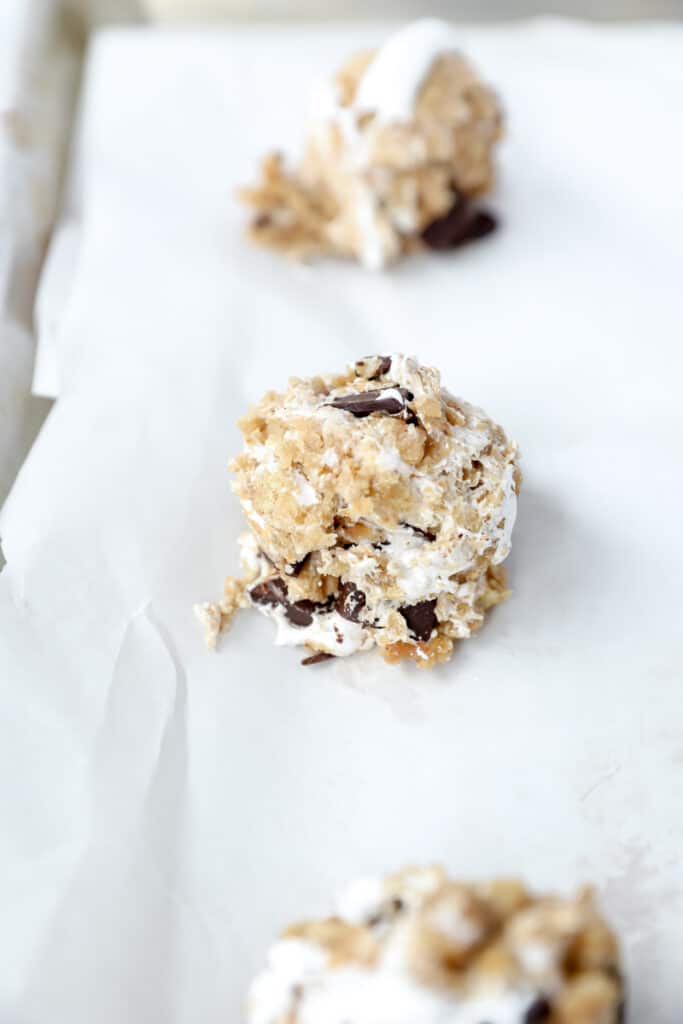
{"left": 1, "top": 21, "right": 683, "bottom": 1024}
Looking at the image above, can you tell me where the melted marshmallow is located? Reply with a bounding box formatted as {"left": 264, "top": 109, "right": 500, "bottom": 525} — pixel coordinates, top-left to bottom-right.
{"left": 380, "top": 528, "right": 471, "bottom": 603}
{"left": 309, "top": 21, "right": 463, "bottom": 268}
{"left": 295, "top": 471, "right": 319, "bottom": 507}
{"left": 354, "top": 19, "right": 461, "bottom": 125}
{"left": 297, "top": 965, "right": 536, "bottom": 1024}
{"left": 249, "top": 940, "right": 327, "bottom": 1024}
{"left": 265, "top": 604, "right": 372, "bottom": 658}
{"left": 352, "top": 20, "right": 461, "bottom": 267}
{"left": 492, "top": 463, "right": 518, "bottom": 563}
{"left": 249, "top": 939, "right": 539, "bottom": 1024}
{"left": 335, "top": 876, "right": 386, "bottom": 924}
{"left": 244, "top": 548, "right": 373, "bottom": 658}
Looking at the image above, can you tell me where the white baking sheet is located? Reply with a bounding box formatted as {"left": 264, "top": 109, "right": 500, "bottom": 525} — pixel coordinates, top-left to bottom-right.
{"left": 1, "top": 20, "right": 683, "bottom": 1024}
{"left": 0, "top": 0, "right": 80, "bottom": 504}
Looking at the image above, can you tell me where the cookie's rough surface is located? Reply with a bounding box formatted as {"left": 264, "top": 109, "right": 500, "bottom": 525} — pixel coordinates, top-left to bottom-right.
{"left": 248, "top": 866, "right": 625, "bottom": 1024}
{"left": 239, "top": 19, "right": 502, "bottom": 269}
{"left": 196, "top": 354, "right": 519, "bottom": 669}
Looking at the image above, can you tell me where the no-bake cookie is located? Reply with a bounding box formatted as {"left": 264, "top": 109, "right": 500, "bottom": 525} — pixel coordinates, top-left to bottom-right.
{"left": 239, "top": 19, "right": 502, "bottom": 269}
{"left": 248, "top": 865, "right": 625, "bottom": 1024}
{"left": 195, "top": 354, "right": 519, "bottom": 668}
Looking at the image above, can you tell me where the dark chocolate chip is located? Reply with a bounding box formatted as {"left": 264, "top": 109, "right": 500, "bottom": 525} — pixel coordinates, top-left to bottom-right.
{"left": 286, "top": 554, "right": 310, "bottom": 577}
{"left": 326, "top": 387, "right": 413, "bottom": 419}
{"left": 524, "top": 997, "right": 551, "bottom": 1023}
{"left": 301, "top": 651, "right": 335, "bottom": 666}
{"left": 249, "top": 577, "right": 288, "bottom": 607}
{"left": 367, "top": 896, "right": 404, "bottom": 928}
{"left": 254, "top": 213, "right": 272, "bottom": 229}
{"left": 466, "top": 210, "right": 498, "bottom": 240}
{"left": 606, "top": 963, "right": 627, "bottom": 1021}
{"left": 336, "top": 582, "right": 367, "bottom": 623}
{"left": 250, "top": 576, "right": 321, "bottom": 629}
{"left": 371, "top": 356, "right": 392, "bottom": 379}
{"left": 285, "top": 600, "right": 316, "bottom": 628}
{"left": 422, "top": 194, "right": 498, "bottom": 251}
{"left": 402, "top": 523, "right": 436, "bottom": 542}
{"left": 399, "top": 599, "right": 437, "bottom": 642}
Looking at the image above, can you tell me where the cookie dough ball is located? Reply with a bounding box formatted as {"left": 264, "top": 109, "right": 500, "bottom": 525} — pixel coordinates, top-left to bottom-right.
{"left": 248, "top": 865, "right": 625, "bottom": 1024}
{"left": 197, "top": 354, "right": 519, "bottom": 669}
{"left": 239, "top": 19, "right": 502, "bottom": 268}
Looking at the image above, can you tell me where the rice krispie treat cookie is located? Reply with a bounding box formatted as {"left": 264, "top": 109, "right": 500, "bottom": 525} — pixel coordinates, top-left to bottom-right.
{"left": 239, "top": 19, "right": 502, "bottom": 269}
{"left": 195, "top": 354, "right": 519, "bottom": 669}
{"left": 248, "top": 865, "right": 625, "bottom": 1024}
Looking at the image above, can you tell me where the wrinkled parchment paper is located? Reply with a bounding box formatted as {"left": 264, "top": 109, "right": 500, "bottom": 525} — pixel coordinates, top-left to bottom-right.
{"left": 1, "top": 21, "right": 683, "bottom": 1024}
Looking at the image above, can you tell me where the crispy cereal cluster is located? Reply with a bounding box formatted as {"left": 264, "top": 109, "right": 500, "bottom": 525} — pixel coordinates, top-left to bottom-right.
{"left": 248, "top": 865, "right": 625, "bottom": 1024}
{"left": 196, "top": 354, "right": 519, "bottom": 668}
{"left": 239, "top": 19, "right": 502, "bottom": 268}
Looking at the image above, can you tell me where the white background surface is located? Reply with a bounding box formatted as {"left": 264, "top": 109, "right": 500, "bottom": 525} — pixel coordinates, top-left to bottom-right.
{"left": 1, "top": 21, "right": 682, "bottom": 1024}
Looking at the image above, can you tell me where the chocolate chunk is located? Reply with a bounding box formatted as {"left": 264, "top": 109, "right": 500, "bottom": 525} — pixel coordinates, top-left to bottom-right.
{"left": 285, "top": 599, "right": 316, "bottom": 627}
{"left": 371, "top": 356, "right": 392, "bottom": 379}
{"left": 250, "top": 576, "right": 320, "bottom": 629}
{"left": 336, "top": 582, "right": 366, "bottom": 623}
{"left": 402, "top": 523, "right": 436, "bottom": 542}
{"left": 249, "top": 577, "right": 288, "bottom": 607}
{"left": 327, "top": 386, "right": 413, "bottom": 419}
{"left": 355, "top": 355, "right": 392, "bottom": 380}
{"left": 399, "top": 599, "right": 437, "bottom": 642}
{"left": 422, "top": 194, "right": 498, "bottom": 251}
{"left": 606, "top": 963, "right": 626, "bottom": 1018}
{"left": 301, "top": 651, "right": 334, "bottom": 666}
{"left": 524, "top": 997, "right": 551, "bottom": 1023}
{"left": 466, "top": 211, "right": 498, "bottom": 240}
{"left": 367, "top": 896, "right": 404, "bottom": 928}
{"left": 286, "top": 554, "right": 310, "bottom": 577}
